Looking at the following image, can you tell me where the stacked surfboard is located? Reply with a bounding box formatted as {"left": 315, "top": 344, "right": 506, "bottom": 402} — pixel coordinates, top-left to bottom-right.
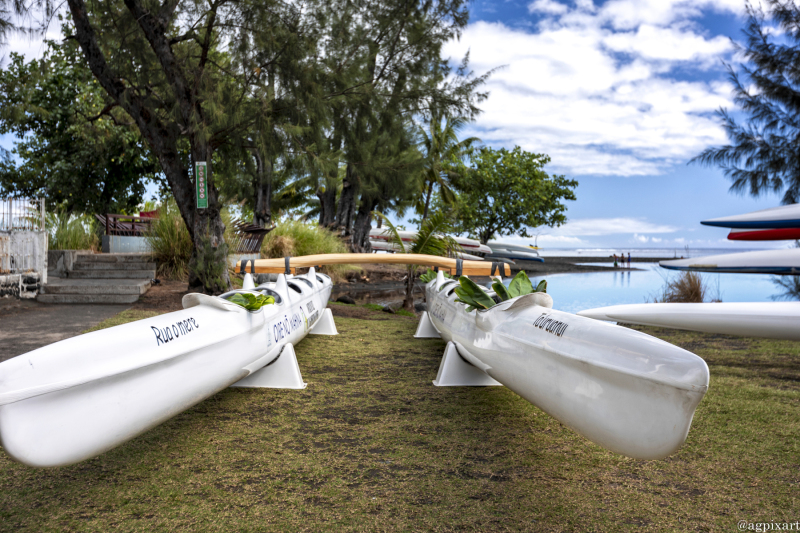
{"left": 660, "top": 204, "right": 800, "bottom": 274}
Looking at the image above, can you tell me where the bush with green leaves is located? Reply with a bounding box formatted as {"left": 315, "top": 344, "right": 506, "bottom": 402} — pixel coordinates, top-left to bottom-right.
{"left": 145, "top": 199, "right": 193, "bottom": 280}
{"left": 261, "top": 220, "right": 358, "bottom": 282}
{"left": 419, "top": 268, "right": 452, "bottom": 284}
{"left": 453, "top": 271, "right": 547, "bottom": 312}
{"left": 46, "top": 208, "right": 100, "bottom": 251}
{"left": 228, "top": 292, "right": 275, "bottom": 311}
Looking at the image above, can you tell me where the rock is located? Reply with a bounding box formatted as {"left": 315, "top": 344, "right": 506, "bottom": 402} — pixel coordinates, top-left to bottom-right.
{"left": 382, "top": 305, "right": 396, "bottom": 314}
{"left": 336, "top": 295, "right": 356, "bottom": 305}
{"left": 414, "top": 302, "right": 427, "bottom": 313}
{"left": 254, "top": 273, "right": 278, "bottom": 284}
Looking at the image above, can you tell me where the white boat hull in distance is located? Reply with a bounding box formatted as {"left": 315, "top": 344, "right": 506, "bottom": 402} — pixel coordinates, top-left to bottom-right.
{"left": 487, "top": 240, "right": 541, "bottom": 256}
{"left": 369, "top": 229, "right": 493, "bottom": 255}
{"left": 0, "top": 270, "right": 334, "bottom": 467}
{"left": 369, "top": 240, "right": 485, "bottom": 260}
{"left": 702, "top": 204, "right": 800, "bottom": 229}
{"left": 426, "top": 272, "right": 709, "bottom": 460}
{"left": 485, "top": 252, "right": 544, "bottom": 263}
{"left": 660, "top": 248, "right": 800, "bottom": 274}
{"left": 577, "top": 302, "right": 800, "bottom": 341}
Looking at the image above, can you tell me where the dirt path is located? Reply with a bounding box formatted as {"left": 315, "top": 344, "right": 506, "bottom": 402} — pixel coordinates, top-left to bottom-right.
{"left": 0, "top": 298, "right": 130, "bottom": 363}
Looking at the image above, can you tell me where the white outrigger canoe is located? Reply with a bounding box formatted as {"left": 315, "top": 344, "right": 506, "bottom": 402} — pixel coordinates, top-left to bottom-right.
{"left": 702, "top": 204, "right": 800, "bottom": 229}
{"left": 0, "top": 268, "right": 337, "bottom": 467}
{"left": 418, "top": 271, "right": 709, "bottom": 460}
{"left": 660, "top": 248, "right": 800, "bottom": 274}
{"left": 577, "top": 302, "right": 800, "bottom": 341}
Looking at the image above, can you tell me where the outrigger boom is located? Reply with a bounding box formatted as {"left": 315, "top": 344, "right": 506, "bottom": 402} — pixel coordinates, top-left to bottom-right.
{"left": 237, "top": 253, "right": 511, "bottom": 276}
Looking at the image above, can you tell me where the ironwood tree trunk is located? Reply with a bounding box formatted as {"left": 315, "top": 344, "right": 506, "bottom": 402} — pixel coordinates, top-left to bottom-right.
{"left": 350, "top": 195, "right": 375, "bottom": 252}
{"left": 335, "top": 162, "right": 357, "bottom": 235}
{"left": 317, "top": 176, "right": 337, "bottom": 227}
{"left": 253, "top": 150, "right": 272, "bottom": 228}
{"left": 67, "top": 0, "right": 231, "bottom": 294}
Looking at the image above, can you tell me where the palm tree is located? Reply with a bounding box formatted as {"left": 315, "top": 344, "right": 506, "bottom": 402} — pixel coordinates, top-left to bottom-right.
{"left": 376, "top": 211, "right": 458, "bottom": 311}
{"left": 418, "top": 108, "right": 479, "bottom": 221}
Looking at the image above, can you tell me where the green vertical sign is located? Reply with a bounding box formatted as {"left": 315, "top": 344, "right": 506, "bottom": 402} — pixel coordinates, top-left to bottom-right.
{"left": 195, "top": 161, "right": 208, "bottom": 208}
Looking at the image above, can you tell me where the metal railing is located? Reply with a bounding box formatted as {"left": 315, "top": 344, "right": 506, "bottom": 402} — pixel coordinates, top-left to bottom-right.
{"left": 0, "top": 198, "right": 46, "bottom": 277}
{"left": 0, "top": 198, "right": 45, "bottom": 232}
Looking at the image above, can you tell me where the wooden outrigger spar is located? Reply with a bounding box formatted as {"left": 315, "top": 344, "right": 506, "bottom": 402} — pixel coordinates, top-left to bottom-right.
{"left": 237, "top": 253, "right": 511, "bottom": 276}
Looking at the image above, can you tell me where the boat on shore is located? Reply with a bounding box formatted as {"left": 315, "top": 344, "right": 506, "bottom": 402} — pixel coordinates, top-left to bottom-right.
{"left": 369, "top": 239, "right": 485, "bottom": 261}
{"left": 369, "top": 228, "right": 493, "bottom": 257}
{"left": 421, "top": 271, "right": 709, "bottom": 460}
{"left": 486, "top": 241, "right": 544, "bottom": 262}
{"left": 577, "top": 302, "right": 800, "bottom": 341}
{"left": 660, "top": 248, "right": 800, "bottom": 274}
{"left": 0, "top": 269, "right": 336, "bottom": 467}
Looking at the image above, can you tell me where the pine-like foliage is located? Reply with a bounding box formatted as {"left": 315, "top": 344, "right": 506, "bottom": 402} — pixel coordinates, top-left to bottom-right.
{"left": 693, "top": 1, "right": 800, "bottom": 204}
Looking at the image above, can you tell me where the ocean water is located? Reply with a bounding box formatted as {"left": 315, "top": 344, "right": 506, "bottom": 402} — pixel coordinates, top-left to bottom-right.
{"left": 523, "top": 264, "right": 783, "bottom": 314}
{"left": 536, "top": 246, "right": 786, "bottom": 259}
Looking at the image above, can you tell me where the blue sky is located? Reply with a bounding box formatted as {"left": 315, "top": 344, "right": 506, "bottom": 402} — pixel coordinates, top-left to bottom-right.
{"left": 441, "top": 0, "right": 790, "bottom": 250}
{"left": 0, "top": 1, "right": 790, "bottom": 251}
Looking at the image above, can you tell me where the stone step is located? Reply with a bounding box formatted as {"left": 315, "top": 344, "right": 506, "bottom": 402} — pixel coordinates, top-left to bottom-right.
{"left": 42, "top": 279, "right": 150, "bottom": 295}
{"left": 76, "top": 253, "right": 154, "bottom": 263}
{"left": 37, "top": 293, "right": 141, "bottom": 304}
{"left": 68, "top": 269, "right": 156, "bottom": 279}
{"left": 72, "top": 261, "right": 157, "bottom": 271}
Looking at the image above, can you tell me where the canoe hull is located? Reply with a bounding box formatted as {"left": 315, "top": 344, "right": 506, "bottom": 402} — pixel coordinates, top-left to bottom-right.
{"left": 702, "top": 204, "right": 800, "bottom": 229}
{"left": 426, "top": 276, "right": 709, "bottom": 460}
{"left": 660, "top": 248, "right": 800, "bottom": 275}
{"left": 0, "top": 272, "right": 332, "bottom": 467}
{"left": 577, "top": 302, "right": 800, "bottom": 341}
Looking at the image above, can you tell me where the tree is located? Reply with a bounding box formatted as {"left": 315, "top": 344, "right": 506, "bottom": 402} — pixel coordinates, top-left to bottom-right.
{"left": 315, "top": 0, "right": 489, "bottom": 250}
{"left": 692, "top": 1, "right": 800, "bottom": 204}
{"left": 417, "top": 107, "right": 479, "bottom": 221}
{"left": 62, "top": 0, "right": 322, "bottom": 293}
{"left": 377, "top": 211, "right": 457, "bottom": 311}
{"left": 0, "top": 34, "right": 161, "bottom": 214}
{"left": 454, "top": 146, "right": 577, "bottom": 244}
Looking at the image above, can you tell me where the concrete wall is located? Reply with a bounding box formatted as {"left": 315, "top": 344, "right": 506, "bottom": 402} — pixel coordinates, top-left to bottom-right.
{"left": 47, "top": 250, "right": 81, "bottom": 277}
{"left": 0, "top": 230, "right": 47, "bottom": 298}
{"left": 102, "top": 235, "right": 152, "bottom": 253}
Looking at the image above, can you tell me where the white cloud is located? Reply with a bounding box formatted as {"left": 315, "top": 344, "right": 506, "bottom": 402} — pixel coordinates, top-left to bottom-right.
{"left": 445, "top": 1, "right": 744, "bottom": 176}
{"left": 541, "top": 217, "right": 679, "bottom": 236}
{"left": 529, "top": 0, "right": 569, "bottom": 15}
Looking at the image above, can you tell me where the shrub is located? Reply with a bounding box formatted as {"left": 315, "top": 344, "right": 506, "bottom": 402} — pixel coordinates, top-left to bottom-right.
{"left": 652, "top": 271, "right": 718, "bottom": 303}
{"left": 145, "top": 199, "right": 193, "bottom": 280}
{"left": 46, "top": 209, "right": 100, "bottom": 251}
{"left": 261, "top": 220, "right": 358, "bottom": 281}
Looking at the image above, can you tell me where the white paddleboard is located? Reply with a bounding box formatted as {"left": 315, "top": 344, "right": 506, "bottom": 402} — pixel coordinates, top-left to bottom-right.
{"left": 577, "top": 302, "right": 800, "bottom": 341}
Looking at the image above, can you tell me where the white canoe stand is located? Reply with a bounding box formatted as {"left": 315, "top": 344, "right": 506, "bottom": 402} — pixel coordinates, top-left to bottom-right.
{"left": 230, "top": 343, "right": 306, "bottom": 389}
{"left": 433, "top": 341, "right": 503, "bottom": 387}
{"left": 416, "top": 313, "right": 502, "bottom": 387}
{"left": 309, "top": 308, "right": 338, "bottom": 335}
{"left": 413, "top": 311, "right": 440, "bottom": 338}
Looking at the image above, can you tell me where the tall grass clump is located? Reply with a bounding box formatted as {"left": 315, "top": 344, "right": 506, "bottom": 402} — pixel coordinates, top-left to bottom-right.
{"left": 261, "top": 220, "right": 357, "bottom": 281}
{"left": 46, "top": 209, "right": 100, "bottom": 251}
{"left": 145, "top": 199, "right": 193, "bottom": 280}
{"left": 652, "top": 271, "right": 720, "bottom": 303}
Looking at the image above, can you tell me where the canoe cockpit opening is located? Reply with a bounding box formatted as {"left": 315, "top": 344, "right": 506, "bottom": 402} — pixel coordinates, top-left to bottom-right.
{"left": 259, "top": 288, "right": 283, "bottom": 304}
{"left": 287, "top": 282, "right": 305, "bottom": 294}
{"left": 294, "top": 278, "right": 314, "bottom": 289}
{"left": 316, "top": 273, "right": 330, "bottom": 284}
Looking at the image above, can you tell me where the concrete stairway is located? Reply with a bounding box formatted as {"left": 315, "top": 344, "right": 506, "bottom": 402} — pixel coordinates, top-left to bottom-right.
{"left": 38, "top": 253, "right": 155, "bottom": 304}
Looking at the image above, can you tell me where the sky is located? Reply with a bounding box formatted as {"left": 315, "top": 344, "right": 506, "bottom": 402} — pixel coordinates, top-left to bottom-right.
{"left": 0, "top": 1, "right": 792, "bottom": 252}
{"left": 440, "top": 0, "right": 791, "bottom": 251}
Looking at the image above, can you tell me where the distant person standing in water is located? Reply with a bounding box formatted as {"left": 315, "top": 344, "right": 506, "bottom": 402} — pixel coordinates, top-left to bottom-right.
{"left": 613, "top": 254, "right": 618, "bottom": 267}
{"left": 628, "top": 252, "right": 631, "bottom": 267}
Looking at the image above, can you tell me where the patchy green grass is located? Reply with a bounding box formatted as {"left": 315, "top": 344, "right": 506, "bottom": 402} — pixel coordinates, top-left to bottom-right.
{"left": 1, "top": 312, "right": 798, "bottom": 532}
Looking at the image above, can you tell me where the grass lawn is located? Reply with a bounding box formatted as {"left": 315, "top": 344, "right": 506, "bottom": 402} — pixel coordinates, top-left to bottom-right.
{"left": 0, "top": 308, "right": 798, "bottom": 531}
